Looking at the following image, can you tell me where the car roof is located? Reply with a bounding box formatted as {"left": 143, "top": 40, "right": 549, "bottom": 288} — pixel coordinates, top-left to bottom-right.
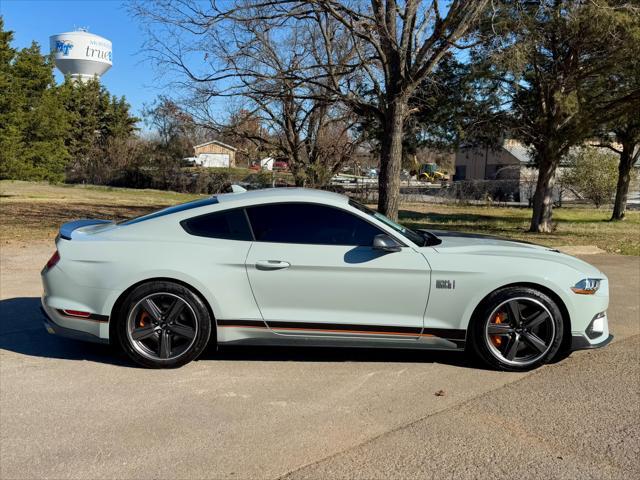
{"left": 113, "top": 188, "right": 351, "bottom": 231}
{"left": 216, "top": 187, "right": 349, "bottom": 207}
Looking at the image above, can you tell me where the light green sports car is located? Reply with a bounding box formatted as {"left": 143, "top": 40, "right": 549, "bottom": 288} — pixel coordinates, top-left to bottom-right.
{"left": 41, "top": 188, "right": 611, "bottom": 369}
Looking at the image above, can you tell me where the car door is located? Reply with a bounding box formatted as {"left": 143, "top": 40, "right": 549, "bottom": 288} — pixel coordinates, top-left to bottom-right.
{"left": 244, "top": 202, "right": 431, "bottom": 338}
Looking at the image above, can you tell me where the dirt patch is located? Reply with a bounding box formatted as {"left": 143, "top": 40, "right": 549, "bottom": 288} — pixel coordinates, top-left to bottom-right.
{"left": 0, "top": 240, "right": 52, "bottom": 299}
{"left": 556, "top": 245, "right": 607, "bottom": 255}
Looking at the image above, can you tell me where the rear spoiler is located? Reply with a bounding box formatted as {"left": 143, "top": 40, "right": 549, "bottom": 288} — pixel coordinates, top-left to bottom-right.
{"left": 59, "top": 219, "right": 113, "bottom": 240}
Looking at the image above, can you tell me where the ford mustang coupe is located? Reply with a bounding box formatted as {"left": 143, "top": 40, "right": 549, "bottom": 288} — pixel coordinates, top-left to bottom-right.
{"left": 41, "top": 188, "right": 612, "bottom": 369}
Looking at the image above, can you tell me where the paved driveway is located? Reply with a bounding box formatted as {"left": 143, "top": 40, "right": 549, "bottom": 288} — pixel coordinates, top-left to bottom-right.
{"left": 1, "top": 243, "right": 638, "bottom": 479}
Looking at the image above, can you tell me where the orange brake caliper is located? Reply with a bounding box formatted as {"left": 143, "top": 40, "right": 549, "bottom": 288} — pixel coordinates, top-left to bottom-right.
{"left": 491, "top": 312, "right": 505, "bottom": 347}
{"left": 138, "top": 311, "right": 150, "bottom": 328}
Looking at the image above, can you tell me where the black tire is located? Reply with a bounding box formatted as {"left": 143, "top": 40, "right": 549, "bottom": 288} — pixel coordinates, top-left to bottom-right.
{"left": 468, "top": 286, "right": 564, "bottom": 371}
{"left": 116, "top": 281, "right": 212, "bottom": 368}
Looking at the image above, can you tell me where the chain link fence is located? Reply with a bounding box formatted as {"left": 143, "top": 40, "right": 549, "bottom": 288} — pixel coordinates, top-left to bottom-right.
{"left": 323, "top": 179, "right": 525, "bottom": 205}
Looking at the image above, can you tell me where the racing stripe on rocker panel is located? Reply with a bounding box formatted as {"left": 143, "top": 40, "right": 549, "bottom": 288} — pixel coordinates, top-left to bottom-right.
{"left": 218, "top": 319, "right": 465, "bottom": 341}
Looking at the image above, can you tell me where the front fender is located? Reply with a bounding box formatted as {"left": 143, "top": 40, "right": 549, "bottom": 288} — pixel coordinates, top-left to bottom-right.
{"left": 455, "top": 274, "right": 576, "bottom": 331}
{"left": 424, "top": 253, "right": 605, "bottom": 333}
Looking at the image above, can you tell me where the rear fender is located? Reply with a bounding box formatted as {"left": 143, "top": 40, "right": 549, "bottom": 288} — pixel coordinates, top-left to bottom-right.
{"left": 102, "top": 271, "right": 220, "bottom": 322}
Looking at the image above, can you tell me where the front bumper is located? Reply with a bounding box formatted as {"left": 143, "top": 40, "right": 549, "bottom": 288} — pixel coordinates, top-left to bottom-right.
{"left": 570, "top": 309, "right": 612, "bottom": 351}
{"left": 571, "top": 333, "right": 613, "bottom": 351}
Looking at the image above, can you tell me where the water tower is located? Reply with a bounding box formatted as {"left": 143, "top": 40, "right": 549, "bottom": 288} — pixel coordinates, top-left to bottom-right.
{"left": 50, "top": 29, "right": 112, "bottom": 82}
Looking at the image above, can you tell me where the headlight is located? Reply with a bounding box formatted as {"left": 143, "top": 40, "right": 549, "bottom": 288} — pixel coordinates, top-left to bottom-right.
{"left": 571, "top": 278, "right": 601, "bottom": 295}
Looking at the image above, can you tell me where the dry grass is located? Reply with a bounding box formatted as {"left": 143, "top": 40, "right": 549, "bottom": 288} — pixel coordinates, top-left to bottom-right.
{"left": 0, "top": 181, "right": 203, "bottom": 244}
{"left": 2, "top": 180, "right": 639, "bottom": 255}
{"left": 400, "top": 203, "right": 640, "bottom": 256}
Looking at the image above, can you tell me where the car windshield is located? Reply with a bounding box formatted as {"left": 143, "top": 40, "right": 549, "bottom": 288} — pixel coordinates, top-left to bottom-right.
{"left": 349, "top": 200, "right": 438, "bottom": 247}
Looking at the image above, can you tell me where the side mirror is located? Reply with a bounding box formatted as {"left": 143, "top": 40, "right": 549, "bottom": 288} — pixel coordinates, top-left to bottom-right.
{"left": 372, "top": 234, "right": 402, "bottom": 253}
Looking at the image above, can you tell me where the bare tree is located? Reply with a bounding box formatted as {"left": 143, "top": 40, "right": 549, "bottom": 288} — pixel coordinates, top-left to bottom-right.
{"left": 143, "top": 96, "right": 197, "bottom": 155}
{"left": 220, "top": 109, "right": 268, "bottom": 168}
{"left": 132, "top": 1, "right": 362, "bottom": 187}
{"left": 133, "top": 0, "right": 488, "bottom": 217}
{"left": 291, "top": 0, "right": 490, "bottom": 218}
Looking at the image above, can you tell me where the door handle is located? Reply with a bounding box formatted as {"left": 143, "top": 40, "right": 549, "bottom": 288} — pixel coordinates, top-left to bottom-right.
{"left": 255, "top": 260, "right": 291, "bottom": 271}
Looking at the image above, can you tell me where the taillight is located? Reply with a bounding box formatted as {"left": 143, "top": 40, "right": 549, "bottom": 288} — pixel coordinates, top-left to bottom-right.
{"left": 45, "top": 250, "right": 60, "bottom": 270}
{"left": 62, "top": 310, "right": 91, "bottom": 318}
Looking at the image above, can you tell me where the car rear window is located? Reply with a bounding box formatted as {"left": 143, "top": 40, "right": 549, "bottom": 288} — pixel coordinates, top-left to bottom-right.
{"left": 120, "top": 197, "right": 219, "bottom": 226}
{"left": 181, "top": 209, "right": 253, "bottom": 241}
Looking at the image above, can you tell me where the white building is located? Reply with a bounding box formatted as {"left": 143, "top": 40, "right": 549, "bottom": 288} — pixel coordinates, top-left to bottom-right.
{"left": 192, "top": 140, "right": 237, "bottom": 168}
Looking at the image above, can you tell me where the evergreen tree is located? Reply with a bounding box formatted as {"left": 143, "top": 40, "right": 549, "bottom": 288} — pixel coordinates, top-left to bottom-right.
{"left": 595, "top": 15, "right": 640, "bottom": 221}
{"left": 61, "top": 77, "right": 138, "bottom": 183}
{"left": 0, "top": 17, "right": 138, "bottom": 183}
{"left": 0, "top": 30, "right": 69, "bottom": 181}
{"left": 474, "top": 1, "right": 640, "bottom": 232}
{"left": 0, "top": 17, "right": 24, "bottom": 179}
{"left": 59, "top": 78, "right": 103, "bottom": 171}
{"left": 106, "top": 95, "right": 138, "bottom": 139}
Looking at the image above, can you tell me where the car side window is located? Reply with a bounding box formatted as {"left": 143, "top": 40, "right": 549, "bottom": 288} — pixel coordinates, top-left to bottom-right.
{"left": 246, "top": 203, "right": 384, "bottom": 246}
{"left": 181, "top": 209, "right": 253, "bottom": 241}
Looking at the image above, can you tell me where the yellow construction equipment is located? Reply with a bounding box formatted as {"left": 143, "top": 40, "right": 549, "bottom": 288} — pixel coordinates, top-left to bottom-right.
{"left": 409, "top": 156, "right": 449, "bottom": 182}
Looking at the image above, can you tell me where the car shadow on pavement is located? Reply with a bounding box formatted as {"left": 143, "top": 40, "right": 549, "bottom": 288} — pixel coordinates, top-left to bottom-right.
{"left": 0, "top": 297, "right": 130, "bottom": 367}
{"left": 208, "top": 345, "right": 480, "bottom": 368}
{"left": 0, "top": 297, "right": 487, "bottom": 370}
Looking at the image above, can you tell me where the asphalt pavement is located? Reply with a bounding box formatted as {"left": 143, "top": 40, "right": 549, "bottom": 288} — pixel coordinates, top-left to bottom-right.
{"left": 0, "top": 243, "right": 638, "bottom": 479}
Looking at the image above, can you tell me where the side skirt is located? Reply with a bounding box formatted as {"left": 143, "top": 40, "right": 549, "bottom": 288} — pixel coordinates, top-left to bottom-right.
{"left": 217, "top": 320, "right": 466, "bottom": 350}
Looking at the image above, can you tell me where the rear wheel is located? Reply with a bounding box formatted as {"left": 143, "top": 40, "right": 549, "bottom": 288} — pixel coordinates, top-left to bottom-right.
{"left": 117, "top": 281, "right": 212, "bottom": 368}
{"left": 469, "top": 287, "right": 564, "bottom": 371}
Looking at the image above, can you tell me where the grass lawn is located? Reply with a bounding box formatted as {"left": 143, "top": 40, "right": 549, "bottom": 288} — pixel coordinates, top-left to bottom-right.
{"left": 0, "top": 181, "right": 205, "bottom": 244}
{"left": 400, "top": 204, "right": 640, "bottom": 256}
{"left": 2, "top": 180, "right": 638, "bottom": 255}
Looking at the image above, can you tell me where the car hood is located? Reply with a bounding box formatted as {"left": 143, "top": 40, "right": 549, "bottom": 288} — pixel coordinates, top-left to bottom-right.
{"left": 423, "top": 230, "right": 602, "bottom": 276}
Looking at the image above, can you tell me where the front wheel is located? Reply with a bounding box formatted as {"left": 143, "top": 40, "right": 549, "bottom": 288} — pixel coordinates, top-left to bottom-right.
{"left": 117, "top": 281, "right": 212, "bottom": 368}
{"left": 469, "top": 287, "right": 564, "bottom": 371}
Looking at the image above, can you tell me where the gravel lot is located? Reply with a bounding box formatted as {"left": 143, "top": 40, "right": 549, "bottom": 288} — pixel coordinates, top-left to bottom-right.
{"left": 1, "top": 242, "right": 638, "bottom": 479}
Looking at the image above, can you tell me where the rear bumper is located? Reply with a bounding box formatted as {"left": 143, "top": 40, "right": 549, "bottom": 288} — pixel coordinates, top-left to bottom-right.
{"left": 41, "top": 306, "right": 108, "bottom": 344}
{"left": 571, "top": 333, "right": 613, "bottom": 351}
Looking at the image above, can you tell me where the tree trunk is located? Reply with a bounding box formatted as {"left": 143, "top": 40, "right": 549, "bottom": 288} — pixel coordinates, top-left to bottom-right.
{"left": 287, "top": 152, "right": 306, "bottom": 187}
{"left": 377, "top": 100, "right": 406, "bottom": 220}
{"left": 293, "top": 172, "right": 305, "bottom": 187}
{"left": 529, "top": 155, "right": 559, "bottom": 233}
{"left": 611, "top": 142, "right": 635, "bottom": 221}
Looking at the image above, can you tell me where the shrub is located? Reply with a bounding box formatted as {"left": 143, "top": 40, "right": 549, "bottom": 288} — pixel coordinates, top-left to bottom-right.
{"left": 563, "top": 148, "right": 619, "bottom": 208}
